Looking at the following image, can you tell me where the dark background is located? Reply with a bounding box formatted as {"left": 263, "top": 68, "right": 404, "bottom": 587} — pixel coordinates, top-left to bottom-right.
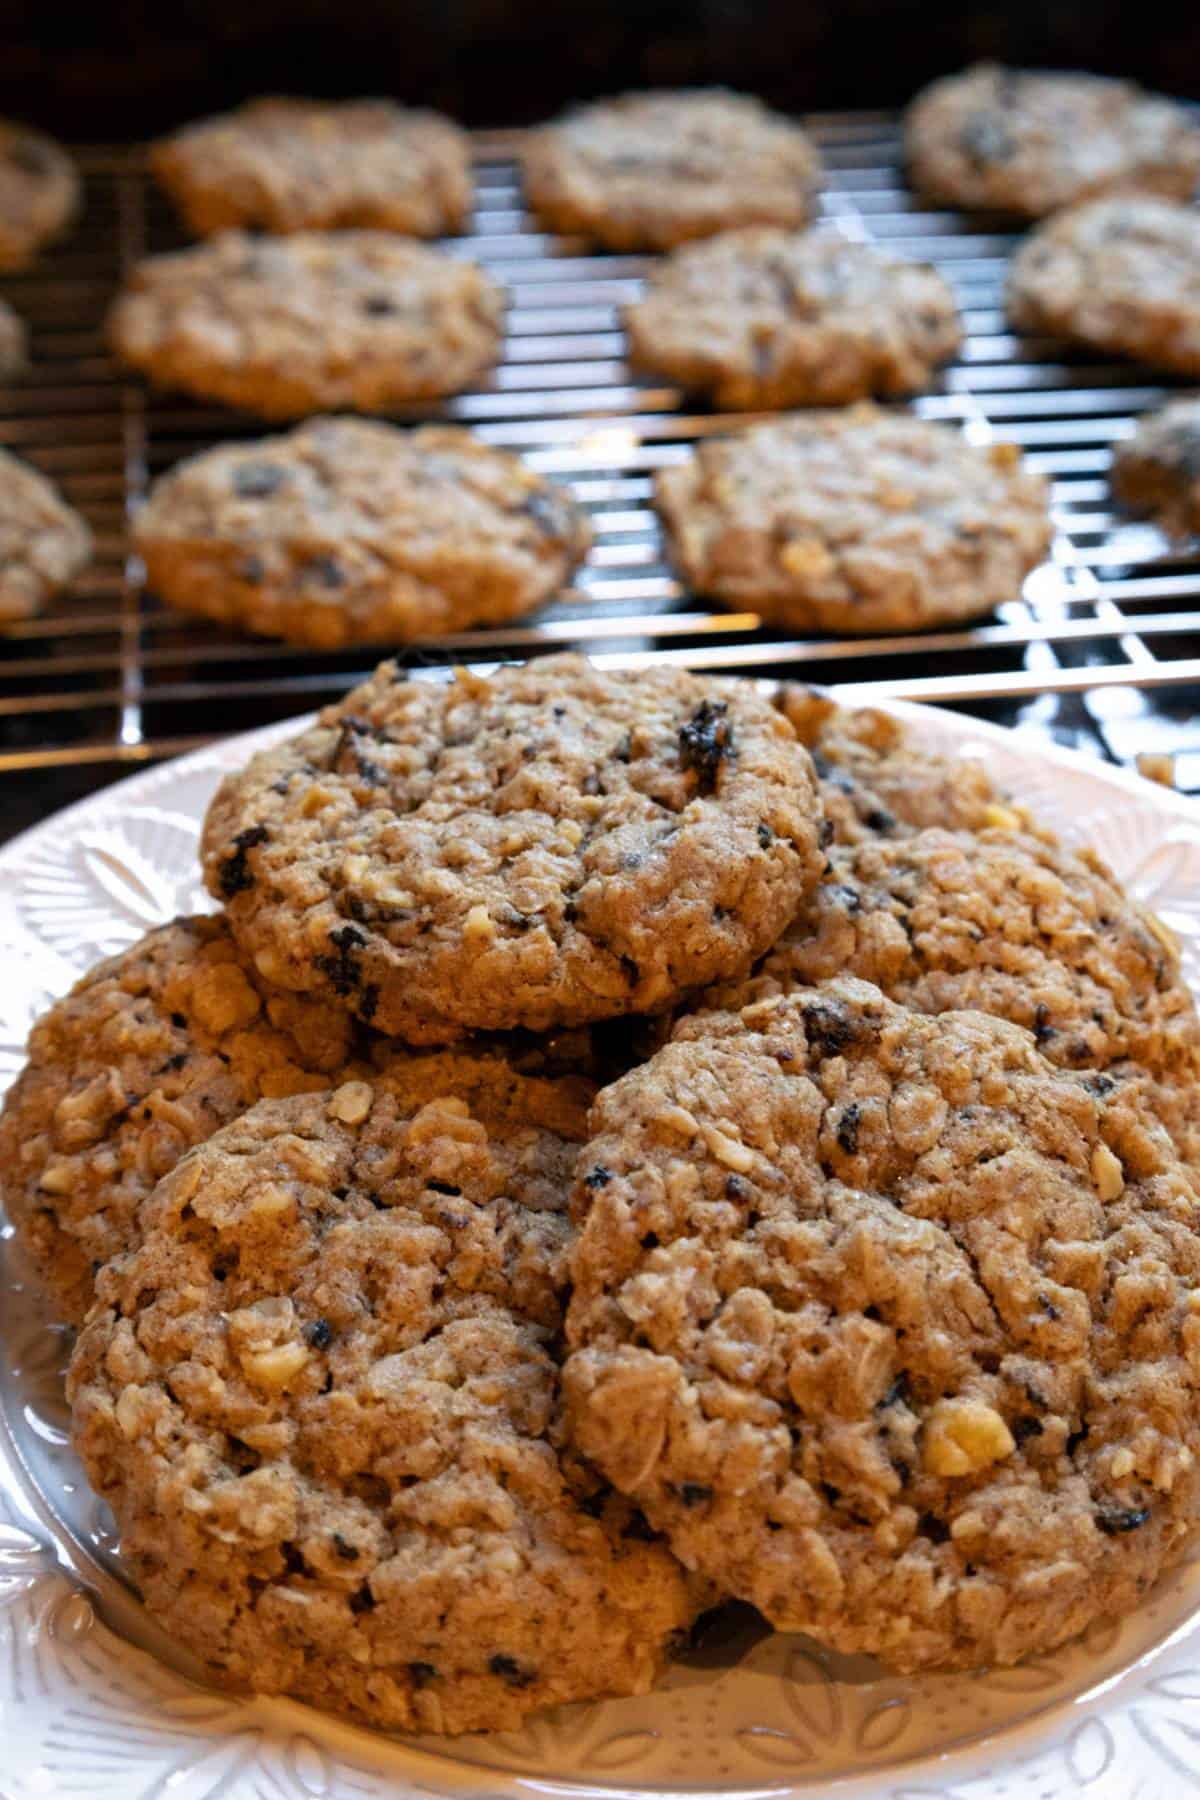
{"left": 3, "top": 1, "right": 1199, "bottom": 138}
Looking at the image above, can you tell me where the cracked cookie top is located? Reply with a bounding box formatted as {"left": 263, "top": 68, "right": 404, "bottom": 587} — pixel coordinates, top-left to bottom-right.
{"left": 68, "top": 1073, "right": 695, "bottom": 1735}
{"left": 698, "top": 824, "right": 1200, "bottom": 1085}
{"left": 135, "top": 419, "right": 590, "bottom": 650}
{"left": 0, "top": 915, "right": 362, "bottom": 1324}
{"left": 200, "top": 653, "right": 825, "bottom": 1042}
{"left": 1007, "top": 197, "right": 1200, "bottom": 376}
{"left": 906, "top": 65, "right": 1200, "bottom": 219}
{"left": 522, "top": 89, "right": 821, "bottom": 251}
{"left": 108, "top": 230, "right": 505, "bottom": 418}
{"left": 656, "top": 408, "right": 1052, "bottom": 635}
{"left": 773, "top": 688, "right": 1002, "bottom": 845}
{"left": 564, "top": 978, "right": 1200, "bottom": 1672}
{"left": 151, "top": 97, "right": 472, "bottom": 239}
{"left": 625, "top": 229, "right": 961, "bottom": 410}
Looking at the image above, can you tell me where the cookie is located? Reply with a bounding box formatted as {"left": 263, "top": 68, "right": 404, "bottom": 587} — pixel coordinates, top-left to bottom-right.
{"left": 564, "top": 977, "right": 1200, "bottom": 1672}
{"left": 1008, "top": 197, "right": 1200, "bottom": 376}
{"left": 523, "top": 89, "right": 821, "bottom": 252}
{"left": 1111, "top": 398, "right": 1200, "bottom": 537}
{"left": 773, "top": 687, "right": 1003, "bottom": 846}
{"left": 152, "top": 97, "right": 472, "bottom": 239}
{"left": 68, "top": 1072, "right": 697, "bottom": 1734}
{"left": 906, "top": 65, "right": 1200, "bottom": 219}
{"left": 108, "top": 231, "right": 505, "bottom": 419}
{"left": 136, "top": 419, "right": 591, "bottom": 649}
{"left": 0, "top": 117, "right": 79, "bottom": 269}
{"left": 656, "top": 408, "right": 1053, "bottom": 635}
{"left": 0, "top": 915, "right": 362, "bottom": 1325}
{"left": 625, "top": 230, "right": 962, "bottom": 410}
{"left": 200, "top": 654, "right": 825, "bottom": 1042}
{"left": 0, "top": 447, "right": 92, "bottom": 623}
{"left": 0, "top": 296, "right": 28, "bottom": 378}
{"left": 697, "top": 825, "right": 1200, "bottom": 1099}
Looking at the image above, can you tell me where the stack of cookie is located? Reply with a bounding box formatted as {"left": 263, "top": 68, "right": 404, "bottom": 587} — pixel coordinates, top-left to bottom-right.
{"left": 6, "top": 652, "right": 1200, "bottom": 1734}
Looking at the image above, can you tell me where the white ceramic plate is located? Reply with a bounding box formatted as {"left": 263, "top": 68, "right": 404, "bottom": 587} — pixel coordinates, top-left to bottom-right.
{"left": 4, "top": 698, "right": 1200, "bottom": 1800}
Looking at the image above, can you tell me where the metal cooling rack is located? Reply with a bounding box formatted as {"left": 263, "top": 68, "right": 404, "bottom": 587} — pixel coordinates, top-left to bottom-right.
{"left": 2, "top": 115, "right": 1200, "bottom": 815}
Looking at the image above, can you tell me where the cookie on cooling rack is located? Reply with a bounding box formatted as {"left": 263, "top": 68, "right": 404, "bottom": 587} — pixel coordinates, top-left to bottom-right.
{"left": 0, "top": 297, "right": 28, "bottom": 379}
{"left": 564, "top": 977, "right": 1200, "bottom": 1673}
{"left": 1008, "top": 197, "right": 1200, "bottom": 376}
{"left": 0, "top": 915, "right": 364, "bottom": 1325}
{"left": 0, "top": 446, "right": 92, "bottom": 623}
{"left": 906, "top": 65, "right": 1200, "bottom": 219}
{"left": 136, "top": 419, "right": 590, "bottom": 649}
{"left": 773, "top": 687, "right": 1004, "bottom": 846}
{"left": 68, "top": 1070, "right": 697, "bottom": 1734}
{"left": 624, "top": 230, "right": 962, "bottom": 410}
{"left": 0, "top": 117, "right": 79, "bottom": 270}
{"left": 151, "top": 97, "right": 472, "bottom": 239}
{"left": 655, "top": 407, "right": 1052, "bottom": 635}
{"left": 200, "top": 654, "right": 825, "bottom": 1043}
{"left": 1111, "top": 398, "right": 1200, "bottom": 538}
{"left": 108, "top": 231, "right": 505, "bottom": 418}
{"left": 522, "top": 89, "right": 821, "bottom": 251}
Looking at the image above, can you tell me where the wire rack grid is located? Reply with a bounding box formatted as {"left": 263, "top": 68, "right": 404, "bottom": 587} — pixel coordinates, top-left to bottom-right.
{"left": 2, "top": 114, "right": 1200, "bottom": 807}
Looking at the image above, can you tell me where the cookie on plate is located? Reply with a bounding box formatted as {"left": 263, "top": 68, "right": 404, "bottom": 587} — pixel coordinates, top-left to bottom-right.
{"left": 773, "top": 687, "right": 1003, "bottom": 846}
{"left": 152, "top": 97, "right": 472, "bottom": 239}
{"left": 108, "top": 231, "right": 505, "bottom": 418}
{"left": 696, "top": 825, "right": 1200, "bottom": 1102}
{"left": 1111, "top": 398, "right": 1200, "bottom": 537}
{"left": 564, "top": 977, "right": 1200, "bottom": 1672}
{"left": 656, "top": 408, "right": 1052, "bottom": 635}
{"left": 200, "top": 654, "right": 825, "bottom": 1042}
{"left": 0, "top": 117, "right": 79, "bottom": 269}
{"left": 1008, "top": 197, "right": 1200, "bottom": 375}
{"left": 906, "top": 65, "right": 1200, "bottom": 219}
{"left": 68, "top": 1072, "right": 697, "bottom": 1734}
{"left": 523, "top": 89, "right": 821, "bottom": 251}
{"left": 625, "top": 230, "right": 962, "bottom": 410}
{"left": 0, "top": 447, "right": 92, "bottom": 623}
{"left": 0, "top": 297, "right": 28, "bottom": 379}
{"left": 0, "top": 915, "right": 362, "bottom": 1325}
{"left": 136, "top": 419, "right": 591, "bottom": 649}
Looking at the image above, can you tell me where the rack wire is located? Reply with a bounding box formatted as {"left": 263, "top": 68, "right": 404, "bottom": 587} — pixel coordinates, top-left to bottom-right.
{"left": 2, "top": 116, "right": 1200, "bottom": 815}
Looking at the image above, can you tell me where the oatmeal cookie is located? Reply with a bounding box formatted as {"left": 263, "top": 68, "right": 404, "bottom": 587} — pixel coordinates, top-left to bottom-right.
{"left": 625, "top": 230, "right": 962, "bottom": 410}
{"left": 1008, "top": 198, "right": 1200, "bottom": 375}
{"left": 68, "top": 1074, "right": 696, "bottom": 1734}
{"left": 697, "top": 825, "right": 1200, "bottom": 1097}
{"left": 0, "top": 297, "right": 28, "bottom": 379}
{"left": 564, "top": 978, "right": 1200, "bottom": 1672}
{"left": 0, "top": 117, "right": 79, "bottom": 269}
{"left": 1111, "top": 398, "right": 1200, "bottom": 538}
{"left": 0, "top": 915, "right": 362, "bottom": 1324}
{"left": 906, "top": 65, "right": 1200, "bottom": 219}
{"left": 0, "top": 447, "right": 92, "bottom": 623}
{"left": 523, "top": 89, "right": 821, "bottom": 251}
{"left": 152, "top": 98, "right": 472, "bottom": 239}
{"left": 656, "top": 409, "right": 1052, "bottom": 634}
{"left": 108, "top": 231, "right": 505, "bottom": 418}
{"left": 136, "top": 419, "right": 590, "bottom": 649}
{"left": 201, "top": 654, "right": 824, "bottom": 1042}
{"left": 773, "top": 687, "right": 1002, "bottom": 845}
